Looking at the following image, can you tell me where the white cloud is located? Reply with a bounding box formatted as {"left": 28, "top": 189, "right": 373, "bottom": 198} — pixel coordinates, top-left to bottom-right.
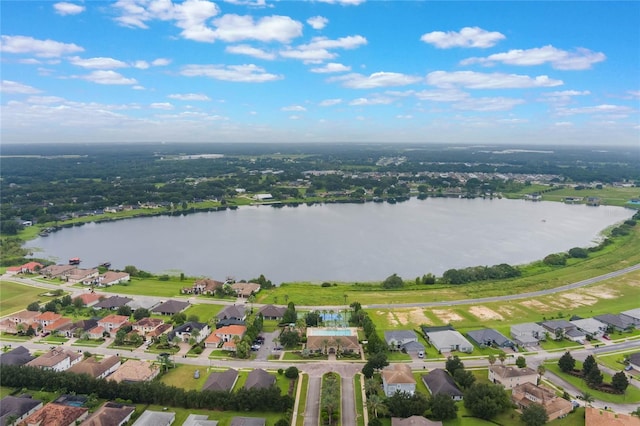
{"left": 53, "top": 2, "right": 86, "bottom": 15}
{"left": 151, "top": 102, "right": 174, "bottom": 110}
{"left": 76, "top": 70, "right": 138, "bottom": 85}
{"left": 307, "top": 16, "right": 329, "bottom": 30}
{"left": 69, "top": 56, "right": 128, "bottom": 69}
{"left": 396, "top": 115, "right": 413, "bottom": 119}
{"left": 282, "top": 105, "right": 307, "bottom": 111}
{"left": 280, "top": 35, "right": 367, "bottom": 63}
{"left": 310, "top": 62, "right": 351, "bottom": 73}
{"left": 421, "top": 27, "right": 505, "bottom": 49}
{"left": 413, "top": 89, "right": 470, "bottom": 102}
{"left": 319, "top": 98, "right": 342, "bottom": 106}
{"left": 542, "top": 90, "right": 591, "bottom": 104}
{"left": 133, "top": 60, "right": 150, "bottom": 69}
{"left": 555, "top": 121, "right": 574, "bottom": 127}
{"left": 460, "top": 45, "right": 606, "bottom": 70}
{"left": 316, "top": 0, "right": 366, "bottom": 5}
{"left": 453, "top": 97, "right": 525, "bottom": 111}
{"left": 213, "top": 14, "right": 303, "bottom": 43}
{"left": 556, "top": 104, "right": 633, "bottom": 116}
{"left": 289, "top": 115, "right": 301, "bottom": 120}
{"left": 168, "top": 93, "right": 211, "bottom": 101}
{"left": 1, "top": 80, "right": 41, "bottom": 94}
{"left": 221, "top": 0, "right": 268, "bottom": 6}
{"left": 426, "top": 71, "right": 563, "bottom": 89}
{"left": 181, "top": 64, "right": 282, "bottom": 82}
{"left": 349, "top": 96, "right": 395, "bottom": 106}
{"left": 152, "top": 58, "right": 171, "bottom": 66}
{"left": 1, "top": 35, "right": 83, "bottom": 57}
{"left": 226, "top": 44, "right": 276, "bottom": 60}
{"left": 331, "top": 72, "right": 421, "bottom": 89}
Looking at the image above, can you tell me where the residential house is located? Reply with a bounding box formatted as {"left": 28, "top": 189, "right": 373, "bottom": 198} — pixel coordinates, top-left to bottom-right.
{"left": 60, "top": 319, "right": 98, "bottom": 338}
{"left": 0, "top": 346, "right": 34, "bottom": 366}
{"left": 229, "top": 418, "right": 265, "bottom": 426}
{"left": 21, "top": 403, "right": 89, "bottom": 426}
{"left": 594, "top": 314, "right": 636, "bottom": 332}
{"left": 391, "top": 417, "right": 443, "bottom": 426}
{"left": 0, "top": 395, "right": 43, "bottom": 426}
{"left": 216, "top": 305, "right": 247, "bottom": 322}
{"left": 628, "top": 352, "right": 640, "bottom": 371}
{"left": 73, "top": 293, "right": 102, "bottom": 307}
{"left": 44, "top": 317, "right": 73, "bottom": 335}
{"left": 108, "top": 360, "right": 160, "bottom": 383}
{"left": 467, "top": 329, "right": 514, "bottom": 349}
{"left": 570, "top": 318, "right": 608, "bottom": 338}
{"left": 66, "top": 268, "right": 99, "bottom": 284}
{"left": 230, "top": 283, "right": 260, "bottom": 298}
{"left": 384, "top": 330, "right": 421, "bottom": 351}
{"left": 151, "top": 300, "right": 190, "bottom": 316}
{"left": 305, "top": 334, "right": 360, "bottom": 354}
{"left": 381, "top": 363, "right": 416, "bottom": 397}
{"left": 425, "top": 330, "right": 473, "bottom": 353}
{"left": 146, "top": 323, "right": 173, "bottom": 340}
{"left": 97, "top": 315, "right": 130, "bottom": 333}
{"left": 26, "top": 347, "right": 82, "bottom": 372}
{"left": 40, "top": 264, "right": 76, "bottom": 279}
{"left": 131, "top": 410, "right": 175, "bottom": 426}
{"left": 256, "top": 305, "right": 286, "bottom": 321}
{"left": 204, "top": 325, "right": 247, "bottom": 350}
{"left": 182, "top": 278, "right": 224, "bottom": 295}
{"left": 512, "top": 383, "right": 573, "bottom": 421}
{"left": 94, "top": 296, "right": 133, "bottom": 310}
{"left": 87, "top": 326, "right": 106, "bottom": 340}
{"left": 585, "top": 406, "right": 640, "bottom": 426}
{"left": 34, "top": 311, "right": 62, "bottom": 329}
{"left": 421, "top": 369, "right": 464, "bottom": 401}
{"left": 489, "top": 365, "right": 538, "bottom": 390}
{"left": 8, "top": 310, "right": 39, "bottom": 326}
{"left": 168, "top": 322, "right": 209, "bottom": 344}
{"left": 183, "top": 414, "right": 219, "bottom": 426}
{"left": 244, "top": 369, "right": 275, "bottom": 390}
{"left": 95, "top": 271, "right": 130, "bottom": 287}
{"left": 81, "top": 402, "right": 136, "bottom": 426}
{"left": 5, "top": 261, "right": 43, "bottom": 275}
{"left": 541, "top": 320, "right": 577, "bottom": 340}
{"left": 216, "top": 318, "right": 246, "bottom": 328}
{"left": 132, "top": 318, "right": 165, "bottom": 337}
{"left": 510, "top": 323, "right": 547, "bottom": 347}
{"left": 68, "top": 356, "right": 121, "bottom": 379}
{"left": 0, "top": 311, "right": 38, "bottom": 335}
{"left": 202, "top": 369, "right": 239, "bottom": 392}
{"left": 621, "top": 308, "right": 640, "bottom": 327}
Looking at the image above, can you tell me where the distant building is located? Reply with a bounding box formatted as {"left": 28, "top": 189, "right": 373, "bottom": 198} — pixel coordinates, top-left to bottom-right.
{"left": 244, "top": 369, "right": 275, "bottom": 390}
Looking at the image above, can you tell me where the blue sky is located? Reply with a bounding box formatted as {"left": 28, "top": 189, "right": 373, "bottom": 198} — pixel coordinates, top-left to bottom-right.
{"left": 1, "top": 0, "right": 638, "bottom": 146}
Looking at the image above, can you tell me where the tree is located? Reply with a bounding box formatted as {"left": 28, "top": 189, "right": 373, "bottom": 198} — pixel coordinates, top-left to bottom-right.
{"left": 487, "top": 354, "right": 496, "bottom": 366}
{"left": 464, "top": 383, "right": 511, "bottom": 420}
{"left": 284, "top": 366, "right": 299, "bottom": 379}
{"left": 171, "top": 312, "right": 187, "bottom": 325}
{"left": 580, "top": 391, "right": 594, "bottom": 406}
{"left": 279, "top": 330, "right": 300, "bottom": 349}
{"left": 386, "top": 391, "right": 429, "bottom": 418}
{"left": 558, "top": 351, "right": 575, "bottom": 373}
{"left": 305, "top": 311, "right": 321, "bottom": 327}
{"left": 582, "top": 355, "right": 596, "bottom": 376}
{"left": 521, "top": 403, "right": 549, "bottom": 426}
{"left": 429, "top": 392, "right": 458, "bottom": 421}
{"left": 498, "top": 352, "right": 507, "bottom": 365}
{"left": 367, "top": 352, "right": 389, "bottom": 370}
{"left": 366, "top": 393, "right": 387, "bottom": 418}
{"left": 382, "top": 273, "right": 404, "bottom": 289}
{"left": 187, "top": 314, "right": 200, "bottom": 323}
{"left": 26, "top": 302, "right": 40, "bottom": 311}
{"left": 282, "top": 303, "right": 297, "bottom": 325}
{"left": 568, "top": 247, "right": 589, "bottom": 258}
{"left": 236, "top": 341, "right": 250, "bottom": 359}
{"left": 362, "top": 363, "right": 375, "bottom": 379}
{"left": 536, "top": 365, "right": 546, "bottom": 385}
{"left": 157, "top": 352, "right": 173, "bottom": 372}
{"left": 585, "top": 365, "right": 603, "bottom": 388}
{"left": 133, "top": 308, "right": 151, "bottom": 321}
{"left": 364, "top": 377, "right": 380, "bottom": 396}
{"left": 117, "top": 305, "right": 132, "bottom": 317}
{"left": 515, "top": 355, "right": 527, "bottom": 368}
{"left": 612, "top": 371, "right": 629, "bottom": 393}
{"left": 453, "top": 368, "right": 476, "bottom": 390}
{"left": 446, "top": 355, "right": 464, "bottom": 375}
{"left": 114, "top": 328, "right": 127, "bottom": 346}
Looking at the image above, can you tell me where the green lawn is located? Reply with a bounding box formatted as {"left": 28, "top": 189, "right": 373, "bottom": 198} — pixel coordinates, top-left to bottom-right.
{"left": 100, "top": 277, "right": 191, "bottom": 298}
{"left": 139, "top": 404, "right": 284, "bottom": 426}
{"left": 295, "top": 373, "right": 309, "bottom": 426}
{"left": 182, "top": 304, "right": 224, "bottom": 323}
{"left": 0, "top": 280, "right": 56, "bottom": 316}
{"left": 354, "top": 373, "right": 365, "bottom": 426}
{"left": 160, "top": 364, "right": 211, "bottom": 390}
{"left": 39, "top": 335, "right": 69, "bottom": 344}
{"left": 0, "top": 387, "right": 15, "bottom": 398}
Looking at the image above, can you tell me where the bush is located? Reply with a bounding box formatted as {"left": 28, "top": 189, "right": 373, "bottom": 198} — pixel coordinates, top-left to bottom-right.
{"left": 321, "top": 282, "right": 332, "bottom": 287}
{"left": 543, "top": 253, "right": 567, "bottom": 266}
{"left": 158, "top": 274, "right": 170, "bottom": 281}
{"left": 278, "top": 368, "right": 284, "bottom": 375}
{"left": 284, "top": 366, "right": 299, "bottom": 379}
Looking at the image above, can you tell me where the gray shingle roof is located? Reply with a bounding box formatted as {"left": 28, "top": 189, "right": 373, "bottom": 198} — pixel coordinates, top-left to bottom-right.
{"left": 202, "top": 369, "right": 238, "bottom": 392}
{"left": 244, "top": 369, "right": 275, "bottom": 390}
{"left": 230, "top": 417, "right": 266, "bottom": 426}
{"left": 421, "top": 369, "right": 463, "bottom": 398}
{"left": 0, "top": 395, "right": 42, "bottom": 424}
{"left": 152, "top": 300, "right": 190, "bottom": 315}
{"left": 467, "top": 329, "right": 514, "bottom": 347}
{"left": 0, "top": 346, "right": 34, "bottom": 366}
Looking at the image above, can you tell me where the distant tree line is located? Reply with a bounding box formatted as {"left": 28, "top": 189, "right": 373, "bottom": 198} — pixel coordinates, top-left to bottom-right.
{"left": 440, "top": 263, "right": 521, "bottom": 285}
{"left": 0, "top": 364, "right": 293, "bottom": 412}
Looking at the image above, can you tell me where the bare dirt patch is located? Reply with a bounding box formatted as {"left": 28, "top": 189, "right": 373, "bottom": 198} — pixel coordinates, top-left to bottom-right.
{"left": 408, "top": 308, "right": 432, "bottom": 326}
{"left": 583, "top": 287, "right": 620, "bottom": 299}
{"left": 432, "top": 309, "right": 464, "bottom": 323}
{"left": 558, "top": 293, "right": 599, "bottom": 309}
{"left": 496, "top": 305, "right": 525, "bottom": 320}
{"left": 520, "top": 300, "right": 554, "bottom": 312}
{"left": 381, "top": 311, "right": 399, "bottom": 328}
{"left": 468, "top": 306, "right": 504, "bottom": 321}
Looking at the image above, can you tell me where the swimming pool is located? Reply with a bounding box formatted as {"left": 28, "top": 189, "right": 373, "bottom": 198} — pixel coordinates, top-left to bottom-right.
{"left": 306, "top": 327, "right": 357, "bottom": 337}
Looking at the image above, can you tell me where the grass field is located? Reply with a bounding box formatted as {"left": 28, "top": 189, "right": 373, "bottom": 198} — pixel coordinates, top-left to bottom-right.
{"left": 182, "top": 303, "right": 224, "bottom": 323}
{"left": 160, "top": 364, "right": 212, "bottom": 390}
{"left": 0, "top": 280, "right": 57, "bottom": 316}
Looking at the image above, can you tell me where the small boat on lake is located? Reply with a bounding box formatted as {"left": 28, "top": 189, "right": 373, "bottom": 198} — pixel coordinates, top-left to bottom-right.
{"left": 69, "top": 257, "right": 81, "bottom": 265}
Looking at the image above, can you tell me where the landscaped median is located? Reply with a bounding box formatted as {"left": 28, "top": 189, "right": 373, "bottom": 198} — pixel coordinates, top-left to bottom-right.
{"left": 321, "top": 372, "right": 341, "bottom": 426}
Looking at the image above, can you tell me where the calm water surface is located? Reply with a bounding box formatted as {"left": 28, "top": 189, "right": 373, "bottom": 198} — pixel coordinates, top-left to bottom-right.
{"left": 26, "top": 198, "right": 634, "bottom": 283}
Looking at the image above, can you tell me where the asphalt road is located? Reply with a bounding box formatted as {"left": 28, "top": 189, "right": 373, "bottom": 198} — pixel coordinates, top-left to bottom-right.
{"left": 303, "top": 375, "right": 321, "bottom": 426}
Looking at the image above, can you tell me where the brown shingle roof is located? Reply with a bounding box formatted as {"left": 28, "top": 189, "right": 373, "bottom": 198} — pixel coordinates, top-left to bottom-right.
{"left": 107, "top": 360, "right": 159, "bottom": 383}
{"left": 81, "top": 402, "right": 135, "bottom": 426}
{"left": 67, "top": 356, "right": 120, "bottom": 379}
{"left": 21, "top": 403, "right": 88, "bottom": 426}
{"left": 382, "top": 364, "right": 415, "bottom": 385}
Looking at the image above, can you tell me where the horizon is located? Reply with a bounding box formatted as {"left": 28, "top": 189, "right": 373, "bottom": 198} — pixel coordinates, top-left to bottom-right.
{"left": 1, "top": 1, "right": 639, "bottom": 146}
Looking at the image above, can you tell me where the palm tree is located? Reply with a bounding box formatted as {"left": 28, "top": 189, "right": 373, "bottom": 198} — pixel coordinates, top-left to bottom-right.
{"left": 581, "top": 391, "right": 594, "bottom": 406}
{"left": 498, "top": 352, "right": 507, "bottom": 365}
{"left": 488, "top": 354, "right": 496, "bottom": 366}
{"left": 322, "top": 338, "right": 329, "bottom": 355}
{"left": 366, "top": 393, "right": 387, "bottom": 418}
{"left": 247, "top": 294, "right": 256, "bottom": 314}
{"left": 537, "top": 365, "right": 546, "bottom": 385}
{"left": 335, "top": 337, "right": 342, "bottom": 356}
{"left": 364, "top": 377, "right": 380, "bottom": 396}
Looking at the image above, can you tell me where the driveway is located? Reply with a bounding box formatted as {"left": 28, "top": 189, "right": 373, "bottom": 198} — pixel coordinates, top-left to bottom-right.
{"left": 303, "top": 375, "right": 321, "bottom": 426}
{"left": 254, "top": 330, "right": 279, "bottom": 361}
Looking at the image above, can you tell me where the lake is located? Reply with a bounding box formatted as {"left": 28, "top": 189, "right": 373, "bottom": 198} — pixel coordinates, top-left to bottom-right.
{"left": 25, "top": 198, "right": 634, "bottom": 283}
